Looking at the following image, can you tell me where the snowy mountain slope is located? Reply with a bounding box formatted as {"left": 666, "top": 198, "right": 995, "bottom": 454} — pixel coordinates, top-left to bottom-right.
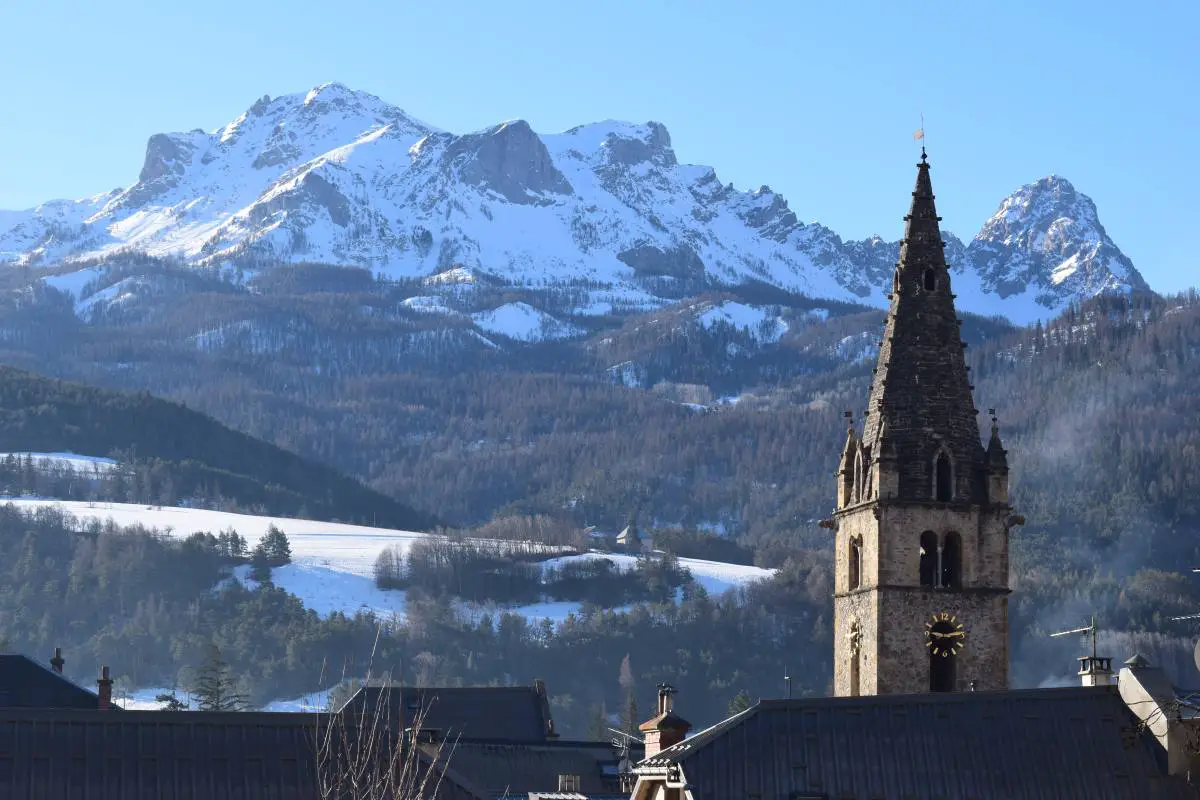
{"left": 0, "top": 83, "right": 1150, "bottom": 323}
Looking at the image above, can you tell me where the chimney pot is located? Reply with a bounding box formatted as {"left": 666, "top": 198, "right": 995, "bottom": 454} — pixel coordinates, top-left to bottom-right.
{"left": 50, "top": 647, "right": 64, "bottom": 674}
{"left": 97, "top": 665, "right": 114, "bottom": 711}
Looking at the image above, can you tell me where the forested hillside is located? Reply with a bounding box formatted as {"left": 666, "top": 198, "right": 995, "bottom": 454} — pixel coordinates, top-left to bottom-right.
{"left": 0, "top": 256, "right": 1199, "bottom": 721}
{"left": 0, "top": 366, "right": 433, "bottom": 530}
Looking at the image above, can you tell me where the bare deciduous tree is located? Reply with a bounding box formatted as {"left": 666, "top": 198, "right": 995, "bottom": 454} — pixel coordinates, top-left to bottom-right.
{"left": 313, "top": 682, "right": 460, "bottom": 800}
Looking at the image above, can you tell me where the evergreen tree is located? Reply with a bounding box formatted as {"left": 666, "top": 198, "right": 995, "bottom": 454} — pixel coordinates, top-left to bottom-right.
{"left": 192, "top": 644, "right": 247, "bottom": 712}
{"left": 155, "top": 689, "right": 189, "bottom": 711}
{"left": 261, "top": 525, "right": 292, "bottom": 566}
{"left": 728, "top": 688, "right": 753, "bottom": 716}
{"left": 618, "top": 654, "right": 639, "bottom": 734}
{"left": 249, "top": 543, "right": 272, "bottom": 584}
{"left": 587, "top": 701, "right": 609, "bottom": 741}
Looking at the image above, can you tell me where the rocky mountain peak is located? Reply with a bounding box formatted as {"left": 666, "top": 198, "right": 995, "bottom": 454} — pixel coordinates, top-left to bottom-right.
{"left": 445, "top": 120, "right": 574, "bottom": 204}
{"left": 964, "top": 175, "right": 1149, "bottom": 317}
{"left": 0, "top": 83, "right": 1153, "bottom": 325}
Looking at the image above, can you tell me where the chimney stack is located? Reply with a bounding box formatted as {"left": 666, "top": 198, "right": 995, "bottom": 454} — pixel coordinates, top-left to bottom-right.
{"left": 50, "top": 648, "right": 64, "bottom": 674}
{"left": 657, "top": 683, "right": 673, "bottom": 716}
{"left": 639, "top": 683, "right": 690, "bottom": 759}
{"left": 1078, "top": 655, "right": 1114, "bottom": 687}
{"left": 97, "top": 666, "right": 113, "bottom": 711}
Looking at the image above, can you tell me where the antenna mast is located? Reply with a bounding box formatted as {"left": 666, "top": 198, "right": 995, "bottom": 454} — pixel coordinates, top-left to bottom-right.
{"left": 1170, "top": 568, "right": 1200, "bottom": 622}
{"left": 1049, "top": 613, "right": 1097, "bottom": 660}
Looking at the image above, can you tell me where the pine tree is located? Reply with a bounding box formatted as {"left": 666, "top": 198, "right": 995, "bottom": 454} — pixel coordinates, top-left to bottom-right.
{"left": 587, "top": 701, "right": 609, "bottom": 740}
{"left": 622, "top": 691, "right": 639, "bottom": 737}
{"left": 618, "top": 654, "right": 639, "bottom": 734}
{"left": 155, "top": 689, "right": 189, "bottom": 711}
{"left": 261, "top": 525, "right": 292, "bottom": 566}
{"left": 249, "top": 543, "right": 272, "bottom": 584}
{"left": 192, "top": 644, "right": 247, "bottom": 712}
{"left": 728, "top": 688, "right": 753, "bottom": 715}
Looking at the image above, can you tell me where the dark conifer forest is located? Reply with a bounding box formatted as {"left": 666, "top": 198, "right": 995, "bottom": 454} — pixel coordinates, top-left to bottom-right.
{"left": 0, "top": 257, "right": 1198, "bottom": 735}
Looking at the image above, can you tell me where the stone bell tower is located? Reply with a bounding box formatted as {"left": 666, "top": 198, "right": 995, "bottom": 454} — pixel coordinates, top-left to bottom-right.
{"left": 828, "top": 149, "right": 1019, "bottom": 696}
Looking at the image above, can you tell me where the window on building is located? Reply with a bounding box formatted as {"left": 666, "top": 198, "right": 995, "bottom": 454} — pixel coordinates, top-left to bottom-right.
{"left": 848, "top": 538, "right": 862, "bottom": 590}
{"left": 941, "top": 532, "right": 962, "bottom": 589}
{"left": 935, "top": 452, "right": 953, "bottom": 502}
{"left": 919, "top": 531, "right": 937, "bottom": 587}
{"left": 923, "top": 268, "right": 937, "bottom": 292}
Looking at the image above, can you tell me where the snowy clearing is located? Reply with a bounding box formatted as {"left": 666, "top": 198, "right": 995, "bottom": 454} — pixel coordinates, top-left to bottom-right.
{"left": 471, "top": 302, "right": 582, "bottom": 342}
{"left": 4, "top": 499, "right": 431, "bottom": 581}
{"left": 0, "top": 452, "right": 120, "bottom": 473}
{"left": 697, "top": 301, "right": 788, "bottom": 344}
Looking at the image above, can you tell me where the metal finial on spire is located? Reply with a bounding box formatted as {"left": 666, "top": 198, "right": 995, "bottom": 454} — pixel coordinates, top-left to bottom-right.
{"left": 913, "top": 113, "right": 926, "bottom": 162}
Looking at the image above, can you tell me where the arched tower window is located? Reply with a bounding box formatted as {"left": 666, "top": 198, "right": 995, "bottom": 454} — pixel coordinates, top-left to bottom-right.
{"left": 861, "top": 446, "right": 873, "bottom": 499}
{"left": 935, "top": 451, "right": 953, "bottom": 502}
{"left": 941, "top": 532, "right": 962, "bottom": 589}
{"left": 919, "top": 531, "right": 937, "bottom": 587}
{"left": 848, "top": 537, "right": 862, "bottom": 590}
{"left": 853, "top": 450, "right": 863, "bottom": 502}
{"left": 893, "top": 268, "right": 900, "bottom": 293}
{"left": 923, "top": 268, "right": 937, "bottom": 292}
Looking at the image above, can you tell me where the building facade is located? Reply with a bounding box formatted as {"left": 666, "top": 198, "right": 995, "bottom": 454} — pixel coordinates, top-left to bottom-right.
{"left": 830, "top": 149, "right": 1018, "bottom": 696}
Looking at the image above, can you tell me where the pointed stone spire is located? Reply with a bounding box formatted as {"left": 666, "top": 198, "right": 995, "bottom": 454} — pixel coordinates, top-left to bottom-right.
{"left": 837, "top": 411, "right": 859, "bottom": 507}
{"left": 986, "top": 415, "right": 1008, "bottom": 472}
{"left": 861, "top": 151, "right": 987, "bottom": 502}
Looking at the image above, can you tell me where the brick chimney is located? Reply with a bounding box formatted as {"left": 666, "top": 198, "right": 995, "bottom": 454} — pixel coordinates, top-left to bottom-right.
{"left": 638, "top": 683, "right": 690, "bottom": 759}
{"left": 97, "top": 666, "right": 113, "bottom": 711}
{"left": 50, "top": 647, "right": 64, "bottom": 674}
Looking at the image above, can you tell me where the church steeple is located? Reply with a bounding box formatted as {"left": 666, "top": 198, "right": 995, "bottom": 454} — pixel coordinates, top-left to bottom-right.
{"left": 830, "top": 149, "right": 1014, "bottom": 698}
{"left": 861, "top": 150, "right": 985, "bottom": 503}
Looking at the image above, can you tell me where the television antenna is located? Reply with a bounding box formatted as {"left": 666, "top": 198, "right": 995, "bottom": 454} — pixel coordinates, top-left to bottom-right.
{"left": 607, "top": 726, "right": 642, "bottom": 753}
{"left": 1170, "top": 568, "right": 1200, "bottom": 622}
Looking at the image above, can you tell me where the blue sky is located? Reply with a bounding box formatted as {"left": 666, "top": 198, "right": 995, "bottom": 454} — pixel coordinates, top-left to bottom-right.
{"left": 1, "top": 0, "right": 1195, "bottom": 291}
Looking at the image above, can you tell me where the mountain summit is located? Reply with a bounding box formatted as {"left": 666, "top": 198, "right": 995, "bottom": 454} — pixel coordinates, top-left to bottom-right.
{"left": 0, "top": 83, "right": 1149, "bottom": 324}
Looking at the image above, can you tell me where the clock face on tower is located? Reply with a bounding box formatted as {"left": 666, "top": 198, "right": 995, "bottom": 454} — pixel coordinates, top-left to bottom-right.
{"left": 925, "top": 612, "right": 966, "bottom": 657}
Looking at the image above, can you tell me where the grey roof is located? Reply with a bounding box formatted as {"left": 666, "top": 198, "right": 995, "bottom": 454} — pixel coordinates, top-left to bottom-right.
{"left": 640, "top": 686, "right": 1199, "bottom": 799}
{"left": 434, "top": 739, "right": 641, "bottom": 796}
{"left": 0, "top": 655, "right": 111, "bottom": 710}
{"left": 342, "top": 684, "right": 555, "bottom": 742}
{"left": 0, "top": 707, "right": 483, "bottom": 800}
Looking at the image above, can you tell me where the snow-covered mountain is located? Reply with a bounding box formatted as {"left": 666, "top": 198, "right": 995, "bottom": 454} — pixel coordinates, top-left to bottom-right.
{"left": 0, "top": 82, "right": 1150, "bottom": 324}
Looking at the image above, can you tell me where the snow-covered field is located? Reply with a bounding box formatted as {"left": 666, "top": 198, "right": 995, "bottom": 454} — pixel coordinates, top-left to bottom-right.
{"left": 5, "top": 499, "right": 773, "bottom": 621}
{"left": 9, "top": 498, "right": 774, "bottom": 711}
{"left": 536, "top": 552, "right": 773, "bottom": 597}
{"left": 0, "top": 452, "right": 120, "bottom": 473}
{"left": 117, "top": 684, "right": 336, "bottom": 712}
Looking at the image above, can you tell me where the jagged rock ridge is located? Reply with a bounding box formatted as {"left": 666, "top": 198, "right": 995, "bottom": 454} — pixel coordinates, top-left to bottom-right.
{"left": 0, "top": 83, "right": 1150, "bottom": 324}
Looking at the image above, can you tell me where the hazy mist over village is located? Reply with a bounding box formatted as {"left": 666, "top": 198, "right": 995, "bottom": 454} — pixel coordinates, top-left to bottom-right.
{"left": 0, "top": 2, "right": 1197, "bottom": 798}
